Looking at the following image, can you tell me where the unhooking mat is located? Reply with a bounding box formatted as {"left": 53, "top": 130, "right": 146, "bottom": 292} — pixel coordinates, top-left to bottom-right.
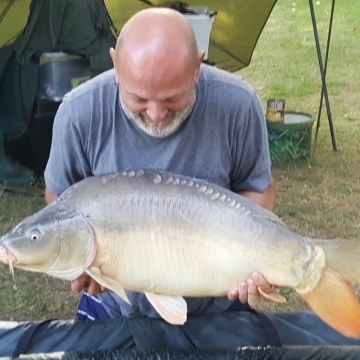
{"left": 1, "top": 311, "right": 360, "bottom": 359}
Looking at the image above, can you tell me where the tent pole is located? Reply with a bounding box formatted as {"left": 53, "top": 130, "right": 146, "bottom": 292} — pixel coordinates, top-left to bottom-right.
{"left": 309, "top": 0, "right": 337, "bottom": 151}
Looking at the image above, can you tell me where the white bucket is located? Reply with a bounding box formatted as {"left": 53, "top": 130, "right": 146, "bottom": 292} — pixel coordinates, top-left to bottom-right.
{"left": 183, "top": 14, "right": 214, "bottom": 59}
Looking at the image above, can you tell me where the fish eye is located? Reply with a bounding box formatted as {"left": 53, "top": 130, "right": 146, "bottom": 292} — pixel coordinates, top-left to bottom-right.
{"left": 29, "top": 230, "right": 41, "bottom": 241}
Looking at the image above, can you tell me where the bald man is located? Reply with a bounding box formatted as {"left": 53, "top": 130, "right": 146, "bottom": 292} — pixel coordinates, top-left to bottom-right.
{"left": 42, "top": 8, "right": 360, "bottom": 349}
{"left": 44, "top": 7, "right": 276, "bottom": 328}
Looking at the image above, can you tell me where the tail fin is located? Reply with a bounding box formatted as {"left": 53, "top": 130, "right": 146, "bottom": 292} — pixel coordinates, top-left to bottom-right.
{"left": 316, "top": 239, "right": 360, "bottom": 283}
{"left": 301, "top": 267, "right": 360, "bottom": 338}
{"left": 299, "top": 239, "right": 360, "bottom": 338}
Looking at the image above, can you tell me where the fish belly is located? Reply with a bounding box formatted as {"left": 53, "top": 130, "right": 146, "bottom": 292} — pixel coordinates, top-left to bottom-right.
{"left": 89, "top": 202, "right": 309, "bottom": 297}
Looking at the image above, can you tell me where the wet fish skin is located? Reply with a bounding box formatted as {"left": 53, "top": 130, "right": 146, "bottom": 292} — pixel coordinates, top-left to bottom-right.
{"left": 1, "top": 169, "right": 360, "bottom": 338}
{"left": 0, "top": 204, "right": 97, "bottom": 280}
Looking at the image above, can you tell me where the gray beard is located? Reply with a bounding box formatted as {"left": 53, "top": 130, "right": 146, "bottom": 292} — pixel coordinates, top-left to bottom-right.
{"left": 120, "top": 91, "right": 195, "bottom": 138}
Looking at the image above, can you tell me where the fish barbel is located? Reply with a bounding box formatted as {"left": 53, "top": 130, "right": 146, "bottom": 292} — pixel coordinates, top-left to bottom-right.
{"left": 1, "top": 169, "right": 360, "bottom": 337}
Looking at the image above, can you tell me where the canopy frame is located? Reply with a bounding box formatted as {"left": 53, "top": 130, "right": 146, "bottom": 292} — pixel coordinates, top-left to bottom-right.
{"left": 310, "top": 0, "right": 337, "bottom": 151}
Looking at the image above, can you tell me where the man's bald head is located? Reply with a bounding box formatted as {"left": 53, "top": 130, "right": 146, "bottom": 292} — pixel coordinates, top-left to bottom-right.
{"left": 110, "top": 8, "right": 201, "bottom": 82}
{"left": 117, "top": 8, "right": 198, "bottom": 65}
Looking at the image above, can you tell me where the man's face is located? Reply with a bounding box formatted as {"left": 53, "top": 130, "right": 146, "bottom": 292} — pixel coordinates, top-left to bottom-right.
{"left": 120, "top": 83, "right": 196, "bottom": 138}
{"left": 119, "top": 79, "right": 196, "bottom": 138}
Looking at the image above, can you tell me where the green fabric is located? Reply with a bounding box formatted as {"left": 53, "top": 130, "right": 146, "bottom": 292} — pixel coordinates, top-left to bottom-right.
{"left": 0, "top": 45, "right": 38, "bottom": 138}
{"left": 0, "top": 0, "right": 117, "bottom": 139}
{"left": 1, "top": 0, "right": 278, "bottom": 73}
{"left": 0, "top": 130, "right": 34, "bottom": 186}
{"left": 0, "top": 0, "right": 278, "bottom": 139}
{"left": 104, "top": 0, "right": 278, "bottom": 72}
{"left": 11, "top": 0, "right": 116, "bottom": 72}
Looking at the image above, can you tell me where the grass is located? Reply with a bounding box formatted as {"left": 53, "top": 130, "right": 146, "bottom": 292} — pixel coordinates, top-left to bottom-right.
{"left": 242, "top": 0, "right": 360, "bottom": 240}
{"left": 240, "top": 0, "right": 360, "bottom": 310}
{"left": 0, "top": 183, "right": 81, "bottom": 320}
{"left": 0, "top": 0, "right": 360, "bottom": 320}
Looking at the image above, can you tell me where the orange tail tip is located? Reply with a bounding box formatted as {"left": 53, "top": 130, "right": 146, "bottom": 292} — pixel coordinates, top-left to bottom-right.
{"left": 300, "top": 267, "right": 360, "bottom": 338}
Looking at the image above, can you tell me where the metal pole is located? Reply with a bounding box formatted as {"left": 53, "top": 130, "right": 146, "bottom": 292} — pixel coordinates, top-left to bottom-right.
{"left": 309, "top": 0, "right": 337, "bottom": 151}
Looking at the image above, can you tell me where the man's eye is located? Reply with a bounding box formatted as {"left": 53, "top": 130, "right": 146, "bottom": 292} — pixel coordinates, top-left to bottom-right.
{"left": 132, "top": 97, "right": 146, "bottom": 103}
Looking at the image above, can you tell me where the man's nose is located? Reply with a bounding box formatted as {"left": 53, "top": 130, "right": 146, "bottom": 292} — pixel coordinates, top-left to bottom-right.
{"left": 146, "top": 102, "right": 168, "bottom": 122}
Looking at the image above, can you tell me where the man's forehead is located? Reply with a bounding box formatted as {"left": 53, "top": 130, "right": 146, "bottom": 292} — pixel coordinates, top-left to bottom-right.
{"left": 118, "top": 58, "right": 194, "bottom": 94}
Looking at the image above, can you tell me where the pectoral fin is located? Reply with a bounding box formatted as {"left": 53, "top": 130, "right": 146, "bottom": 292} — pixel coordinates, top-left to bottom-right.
{"left": 86, "top": 266, "right": 131, "bottom": 305}
{"left": 145, "top": 292, "right": 187, "bottom": 325}
{"left": 258, "top": 288, "right": 286, "bottom": 303}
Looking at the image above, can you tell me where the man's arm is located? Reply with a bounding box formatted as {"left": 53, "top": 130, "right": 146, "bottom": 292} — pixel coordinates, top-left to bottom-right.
{"left": 44, "top": 188, "right": 58, "bottom": 204}
{"left": 239, "top": 178, "right": 276, "bottom": 212}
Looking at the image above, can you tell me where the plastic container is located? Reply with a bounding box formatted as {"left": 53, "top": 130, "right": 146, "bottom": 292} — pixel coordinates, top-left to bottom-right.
{"left": 266, "top": 99, "right": 285, "bottom": 122}
{"left": 266, "top": 111, "right": 314, "bottom": 162}
{"left": 37, "top": 52, "right": 91, "bottom": 101}
{"left": 183, "top": 12, "right": 215, "bottom": 59}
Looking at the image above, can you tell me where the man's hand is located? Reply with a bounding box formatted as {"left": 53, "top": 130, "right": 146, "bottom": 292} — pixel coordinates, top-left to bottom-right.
{"left": 71, "top": 274, "right": 107, "bottom": 295}
{"left": 228, "top": 272, "right": 272, "bottom": 308}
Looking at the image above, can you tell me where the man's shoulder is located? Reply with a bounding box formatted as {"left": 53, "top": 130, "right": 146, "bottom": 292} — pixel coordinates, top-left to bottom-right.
{"left": 55, "top": 69, "right": 118, "bottom": 129}
{"left": 199, "top": 64, "right": 256, "bottom": 96}
{"left": 62, "top": 68, "right": 117, "bottom": 103}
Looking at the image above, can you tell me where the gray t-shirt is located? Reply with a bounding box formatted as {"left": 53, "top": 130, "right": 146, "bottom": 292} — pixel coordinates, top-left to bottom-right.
{"left": 44, "top": 64, "right": 271, "bottom": 318}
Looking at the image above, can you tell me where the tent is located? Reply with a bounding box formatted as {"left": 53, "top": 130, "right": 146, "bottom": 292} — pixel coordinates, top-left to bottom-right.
{"left": 0, "top": 0, "right": 278, "bottom": 71}
{"left": 0, "top": 0, "right": 278, "bottom": 184}
{"left": 0, "top": 0, "right": 338, "bottom": 180}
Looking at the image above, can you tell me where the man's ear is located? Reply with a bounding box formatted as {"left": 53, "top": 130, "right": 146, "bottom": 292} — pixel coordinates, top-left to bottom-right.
{"left": 109, "top": 47, "right": 116, "bottom": 65}
{"left": 193, "top": 50, "right": 206, "bottom": 82}
{"left": 109, "top": 47, "right": 119, "bottom": 83}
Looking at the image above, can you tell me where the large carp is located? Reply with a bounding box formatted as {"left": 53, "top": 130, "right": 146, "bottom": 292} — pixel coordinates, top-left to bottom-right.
{"left": 1, "top": 169, "right": 360, "bottom": 337}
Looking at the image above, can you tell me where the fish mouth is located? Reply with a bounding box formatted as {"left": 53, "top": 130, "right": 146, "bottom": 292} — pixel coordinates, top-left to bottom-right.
{"left": 0, "top": 245, "right": 19, "bottom": 276}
